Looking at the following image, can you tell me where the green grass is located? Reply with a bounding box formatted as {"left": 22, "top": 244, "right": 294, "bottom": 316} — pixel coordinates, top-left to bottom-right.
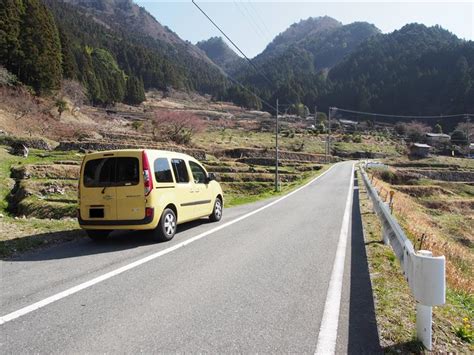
{"left": 195, "top": 129, "right": 326, "bottom": 154}
{"left": 224, "top": 165, "right": 330, "bottom": 207}
{"left": 0, "top": 146, "right": 83, "bottom": 258}
{"left": 0, "top": 217, "right": 81, "bottom": 258}
{"left": 0, "top": 146, "right": 82, "bottom": 214}
{"left": 334, "top": 141, "right": 399, "bottom": 155}
{"left": 388, "top": 155, "right": 474, "bottom": 170}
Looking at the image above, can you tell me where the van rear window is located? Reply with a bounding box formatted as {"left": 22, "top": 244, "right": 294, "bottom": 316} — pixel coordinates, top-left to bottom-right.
{"left": 83, "top": 157, "right": 139, "bottom": 187}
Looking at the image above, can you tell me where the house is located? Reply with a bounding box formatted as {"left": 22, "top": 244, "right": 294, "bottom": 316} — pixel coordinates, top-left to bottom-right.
{"left": 426, "top": 133, "right": 450, "bottom": 145}
{"left": 410, "top": 143, "right": 431, "bottom": 158}
{"left": 339, "top": 119, "right": 358, "bottom": 128}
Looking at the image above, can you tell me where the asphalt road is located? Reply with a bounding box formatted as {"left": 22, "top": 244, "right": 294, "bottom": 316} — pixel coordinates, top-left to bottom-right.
{"left": 1, "top": 161, "right": 380, "bottom": 353}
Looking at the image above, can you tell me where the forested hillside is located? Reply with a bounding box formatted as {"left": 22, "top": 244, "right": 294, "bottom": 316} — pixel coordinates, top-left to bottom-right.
{"left": 1, "top": 1, "right": 472, "bottom": 118}
{"left": 227, "top": 21, "right": 474, "bottom": 118}
{"left": 225, "top": 18, "right": 381, "bottom": 110}
{"left": 0, "top": 0, "right": 226, "bottom": 105}
{"left": 324, "top": 24, "right": 474, "bottom": 115}
{"left": 196, "top": 37, "right": 245, "bottom": 74}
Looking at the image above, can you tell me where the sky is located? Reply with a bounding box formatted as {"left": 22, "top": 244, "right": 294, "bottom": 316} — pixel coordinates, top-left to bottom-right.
{"left": 135, "top": 1, "right": 474, "bottom": 58}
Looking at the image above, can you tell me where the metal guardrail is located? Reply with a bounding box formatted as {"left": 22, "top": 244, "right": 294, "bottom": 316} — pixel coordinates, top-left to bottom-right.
{"left": 360, "top": 164, "right": 445, "bottom": 350}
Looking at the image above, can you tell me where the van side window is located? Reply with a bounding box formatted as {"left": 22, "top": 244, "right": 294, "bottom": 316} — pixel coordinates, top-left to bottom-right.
{"left": 154, "top": 158, "right": 174, "bottom": 183}
{"left": 171, "top": 159, "right": 189, "bottom": 183}
{"left": 189, "top": 161, "right": 207, "bottom": 184}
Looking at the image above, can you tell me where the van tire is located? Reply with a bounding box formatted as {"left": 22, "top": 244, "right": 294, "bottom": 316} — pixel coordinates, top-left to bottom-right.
{"left": 152, "top": 208, "right": 177, "bottom": 242}
{"left": 86, "top": 230, "right": 110, "bottom": 241}
{"left": 209, "top": 197, "right": 223, "bottom": 222}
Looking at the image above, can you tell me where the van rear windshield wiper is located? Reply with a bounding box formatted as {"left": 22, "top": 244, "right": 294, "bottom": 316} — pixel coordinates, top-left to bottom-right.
{"left": 101, "top": 184, "right": 110, "bottom": 194}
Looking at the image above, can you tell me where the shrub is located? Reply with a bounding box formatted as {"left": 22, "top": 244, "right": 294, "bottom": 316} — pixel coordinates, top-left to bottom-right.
{"left": 152, "top": 110, "right": 205, "bottom": 145}
{"left": 55, "top": 99, "right": 67, "bottom": 117}
{"left": 379, "top": 169, "right": 403, "bottom": 185}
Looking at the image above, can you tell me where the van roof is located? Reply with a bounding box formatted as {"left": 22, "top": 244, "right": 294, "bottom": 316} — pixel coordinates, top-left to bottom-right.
{"left": 83, "top": 149, "right": 197, "bottom": 161}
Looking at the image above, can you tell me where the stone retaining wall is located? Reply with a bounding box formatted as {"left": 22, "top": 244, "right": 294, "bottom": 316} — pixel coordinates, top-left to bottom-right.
{"left": 55, "top": 141, "right": 206, "bottom": 160}
{"left": 403, "top": 169, "right": 474, "bottom": 182}
{"left": 217, "top": 148, "right": 330, "bottom": 163}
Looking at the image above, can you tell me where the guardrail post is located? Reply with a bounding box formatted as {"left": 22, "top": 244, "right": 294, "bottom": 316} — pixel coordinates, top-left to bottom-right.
{"left": 416, "top": 302, "right": 432, "bottom": 350}
{"left": 416, "top": 250, "right": 434, "bottom": 350}
{"left": 382, "top": 225, "right": 390, "bottom": 246}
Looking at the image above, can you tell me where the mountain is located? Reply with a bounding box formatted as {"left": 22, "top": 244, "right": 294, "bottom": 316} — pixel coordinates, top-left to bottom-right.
{"left": 196, "top": 37, "right": 245, "bottom": 74}
{"left": 225, "top": 17, "right": 380, "bottom": 109}
{"left": 258, "top": 16, "right": 342, "bottom": 62}
{"left": 254, "top": 17, "right": 380, "bottom": 70}
{"left": 60, "top": 0, "right": 212, "bottom": 64}
{"left": 324, "top": 23, "right": 474, "bottom": 119}
{"left": 0, "top": 0, "right": 227, "bottom": 105}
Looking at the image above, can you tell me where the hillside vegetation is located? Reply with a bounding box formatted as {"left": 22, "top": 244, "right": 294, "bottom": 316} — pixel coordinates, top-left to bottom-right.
{"left": 2, "top": 2, "right": 473, "bottom": 120}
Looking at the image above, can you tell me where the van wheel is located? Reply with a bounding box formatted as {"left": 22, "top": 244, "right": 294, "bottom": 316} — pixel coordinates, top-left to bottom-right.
{"left": 152, "top": 208, "right": 177, "bottom": 242}
{"left": 86, "top": 230, "right": 110, "bottom": 241}
{"left": 209, "top": 197, "right": 223, "bottom": 222}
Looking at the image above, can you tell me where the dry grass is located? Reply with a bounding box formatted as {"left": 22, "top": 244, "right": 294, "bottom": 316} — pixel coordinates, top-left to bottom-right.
{"left": 370, "top": 175, "right": 473, "bottom": 294}
{"left": 358, "top": 168, "right": 473, "bottom": 352}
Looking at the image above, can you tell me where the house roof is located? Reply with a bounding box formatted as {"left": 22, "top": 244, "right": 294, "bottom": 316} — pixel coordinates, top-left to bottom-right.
{"left": 412, "top": 143, "right": 431, "bottom": 148}
{"left": 339, "top": 119, "right": 358, "bottom": 125}
{"left": 426, "top": 133, "right": 450, "bottom": 138}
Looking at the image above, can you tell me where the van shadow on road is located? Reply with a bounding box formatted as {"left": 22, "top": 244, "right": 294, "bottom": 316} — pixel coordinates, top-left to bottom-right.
{"left": 4, "top": 219, "right": 209, "bottom": 262}
{"left": 347, "top": 173, "right": 382, "bottom": 354}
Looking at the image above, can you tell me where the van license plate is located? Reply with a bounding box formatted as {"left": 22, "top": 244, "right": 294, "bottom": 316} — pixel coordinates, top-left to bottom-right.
{"left": 89, "top": 208, "right": 104, "bottom": 218}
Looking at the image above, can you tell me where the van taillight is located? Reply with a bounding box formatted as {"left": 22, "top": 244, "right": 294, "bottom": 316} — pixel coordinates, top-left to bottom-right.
{"left": 142, "top": 151, "right": 153, "bottom": 196}
{"left": 145, "top": 207, "right": 154, "bottom": 217}
{"left": 78, "top": 158, "right": 84, "bottom": 201}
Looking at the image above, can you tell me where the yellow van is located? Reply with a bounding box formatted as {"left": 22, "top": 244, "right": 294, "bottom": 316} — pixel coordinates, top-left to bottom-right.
{"left": 78, "top": 149, "right": 223, "bottom": 241}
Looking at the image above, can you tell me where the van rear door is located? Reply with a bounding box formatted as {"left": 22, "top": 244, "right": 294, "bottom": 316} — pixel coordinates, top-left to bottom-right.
{"left": 80, "top": 153, "right": 143, "bottom": 222}
{"left": 115, "top": 153, "right": 144, "bottom": 221}
{"left": 81, "top": 155, "right": 118, "bottom": 222}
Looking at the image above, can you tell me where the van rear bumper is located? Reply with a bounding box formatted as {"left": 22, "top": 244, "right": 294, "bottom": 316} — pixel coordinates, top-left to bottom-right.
{"left": 78, "top": 209, "right": 155, "bottom": 228}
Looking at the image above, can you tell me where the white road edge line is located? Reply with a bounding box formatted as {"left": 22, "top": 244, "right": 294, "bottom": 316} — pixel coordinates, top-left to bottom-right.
{"left": 0, "top": 164, "right": 339, "bottom": 326}
{"left": 315, "top": 163, "right": 355, "bottom": 355}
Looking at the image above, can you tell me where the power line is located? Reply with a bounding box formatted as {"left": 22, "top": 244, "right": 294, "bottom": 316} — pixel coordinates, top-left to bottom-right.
{"left": 233, "top": 1, "right": 269, "bottom": 44}
{"left": 333, "top": 107, "right": 473, "bottom": 120}
{"left": 239, "top": 1, "right": 271, "bottom": 44}
{"left": 224, "top": 71, "right": 277, "bottom": 112}
{"left": 192, "top": 0, "right": 275, "bottom": 89}
{"left": 192, "top": 0, "right": 302, "bottom": 107}
{"left": 246, "top": 0, "right": 272, "bottom": 41}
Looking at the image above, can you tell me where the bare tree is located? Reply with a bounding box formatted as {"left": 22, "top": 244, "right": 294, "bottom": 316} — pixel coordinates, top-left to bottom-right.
{"left": 60, "top": 79, "right": 87, "bottom": 107}
{"left": 152, "top": 110, "right": 205, "bottom": 145}
{"left": 405, "top": 121, "right": 432, "bottom": 142}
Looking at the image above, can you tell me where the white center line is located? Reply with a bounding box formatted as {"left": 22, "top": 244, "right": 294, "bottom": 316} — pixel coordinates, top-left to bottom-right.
{"left": 0, "top": 164, "right": 339, "bottom": 326}
{"left": 315, "top": 164, "right": 355, "bottom": 355}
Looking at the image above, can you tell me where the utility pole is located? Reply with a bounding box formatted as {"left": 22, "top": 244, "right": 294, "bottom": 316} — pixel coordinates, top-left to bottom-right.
{"left": 467, "top": 114, "right": 471, "bottom": 158}
{"left": 275, "top": 99, "right": 279, "bottom": 192}
{"left": 327, "top": 107, "right": 332, "bottom": 163}
{"left": 314, "top": 105, "right": 318, "bottom": 128}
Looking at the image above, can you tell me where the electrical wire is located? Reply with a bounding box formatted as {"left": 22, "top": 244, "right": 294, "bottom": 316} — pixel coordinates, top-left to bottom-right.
{"left": 239, "top": 1, "right": 271, "bottom": 44}
{"left": 233, "top": 1, "right": 268, "bottom": 44}
{"left": 192, "top": 0, "right": 302, "bottom": 108}
{"left": 332, "top": 107, "right": 473, "bottom": 120}
{"left": 192, "top": 0, "right": 275, "bottom": 89}
{"left": 246, "top": 0, "right": 272, "bottom": 41}
{"left": 224, "top": 72, "right": 278, "bottom": 112}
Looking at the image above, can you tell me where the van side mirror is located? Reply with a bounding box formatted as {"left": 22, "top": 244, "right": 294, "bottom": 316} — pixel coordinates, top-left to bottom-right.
{"left": 206, "top": 172, "right": 216, "bottom": 183}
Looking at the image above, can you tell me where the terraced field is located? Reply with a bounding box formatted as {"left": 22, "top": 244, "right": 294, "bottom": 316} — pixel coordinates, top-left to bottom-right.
{"left": 0, "top": 136, "right": 329, "bottom": 257}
